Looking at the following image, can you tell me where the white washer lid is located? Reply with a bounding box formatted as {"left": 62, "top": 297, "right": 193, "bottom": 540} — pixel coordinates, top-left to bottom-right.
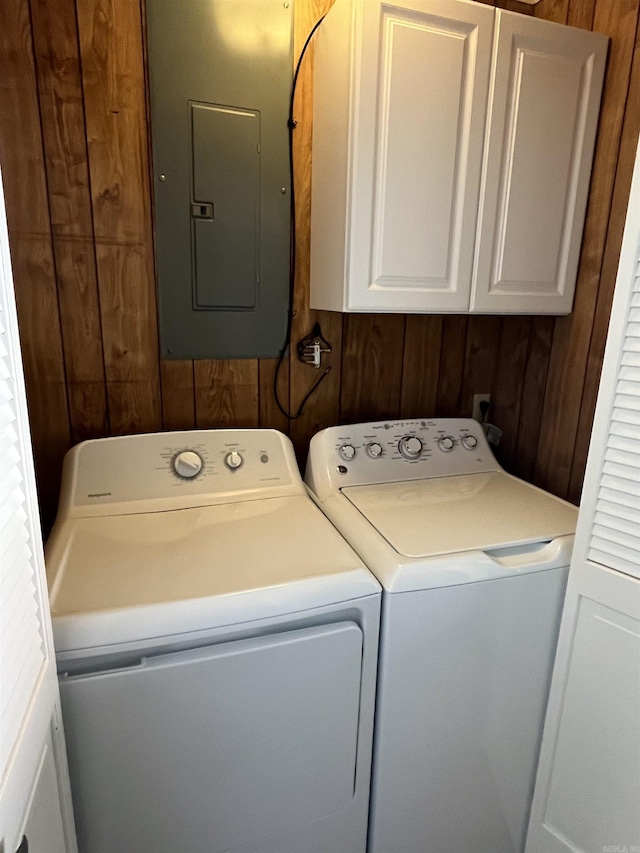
{"left": 47, "top": 494, "right": 378, "bottom": 653}
{"left": 342, "top": 471, "right": 578, "bottom": 558}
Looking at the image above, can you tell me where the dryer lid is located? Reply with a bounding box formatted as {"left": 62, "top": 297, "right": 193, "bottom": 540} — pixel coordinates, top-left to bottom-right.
{"left": 47, "top": 494, "right": 378, "bottom": 653}
{"left": 342, "top": 471, "right": 578, "bottom": 558}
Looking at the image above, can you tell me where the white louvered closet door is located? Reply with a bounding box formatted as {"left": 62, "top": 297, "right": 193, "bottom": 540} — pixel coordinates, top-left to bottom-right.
{"left": 0, "top": 167, "right": 76, "bottom": 852}
{"left": 525, "top": 140, "right": 640, "bottom": 853}
{"left": 587, "top": 249, "right": 640, "bottom": 578}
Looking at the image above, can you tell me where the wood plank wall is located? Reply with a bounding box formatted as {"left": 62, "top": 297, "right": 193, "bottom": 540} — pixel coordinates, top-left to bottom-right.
{"left": 0, "top": 0, "right": 638, "bottom": 532}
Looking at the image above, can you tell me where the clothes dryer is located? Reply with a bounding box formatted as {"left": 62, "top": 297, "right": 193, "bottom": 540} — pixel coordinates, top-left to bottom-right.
{"left": 47, "top": 429, "right": 380, "bottom": 853}
{"left": 306, "top": 418, "right": 578, "bottom": 853}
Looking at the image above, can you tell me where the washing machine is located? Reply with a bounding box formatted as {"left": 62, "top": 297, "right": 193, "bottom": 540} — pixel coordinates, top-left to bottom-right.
{"left": 46, "top": 429, "right": 381, "bottom": 853}
{"left": 305, "top": 418, "right": 578, "bottom": 853}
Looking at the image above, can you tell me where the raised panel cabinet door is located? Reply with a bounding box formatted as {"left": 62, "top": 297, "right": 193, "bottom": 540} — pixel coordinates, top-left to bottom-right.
{"left": 471, "top": 11, "right": 607, "bottom": 315}
{"left": 310, "top": 0, "right": 494, "bottom": 313}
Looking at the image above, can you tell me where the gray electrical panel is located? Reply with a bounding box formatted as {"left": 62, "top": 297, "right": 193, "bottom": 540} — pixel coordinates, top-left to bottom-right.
{"left": 146, "top": 0, "right": 293, "bottom": 359}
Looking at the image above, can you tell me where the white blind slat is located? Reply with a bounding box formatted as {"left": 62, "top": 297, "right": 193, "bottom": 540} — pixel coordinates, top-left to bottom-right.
{"left": 587, "top": 250, "right": 640, "bottom": 579}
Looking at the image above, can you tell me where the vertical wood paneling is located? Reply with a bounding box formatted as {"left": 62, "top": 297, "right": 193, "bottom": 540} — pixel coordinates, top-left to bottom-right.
{"left": 514, "top": 317, "right": 555, "bottom": 482}
{"left": 1, "top": 0, "right": 638, "bottom": 530}
{"left": 567, "top": 0, "right": 596, "bottom": 29}
{"left": 340, "top": 315, "right": 405, "bottom": 423}
{"left": 534, "top": 0, "right": 569, "bottom": 23}
{"left": 400, "top": 316, "right": 443, "bottom": 418}
{"left": 490, "top": 317, "right": 532, "bottom": 469}
{"left": 194, "top": 360, "right": 259, "bottom": 429}
{"left": 535, "top": 0, "right": 640, "bottom": 496}
{"left": 77, "top": 0, "right": 161, "bottom": 434}
{"left": 30, "top": 0, "right": 109, "bottom": 443}
{"left": 0, "top": 0, "right": 71, "bottom": 527}
{"left": 160, "top": 360, "right": 195, "bottom": 432}
{"left": 258, "top": 358, "right": 290, "bottom": 433}
{"left": 289, "top": 0, "right": 342, "bottom": 459}
{"left": 436, "top": 316, "right": 469, "bottom": 415}
{"left": 460, "top": 317, "right": 502, "bottom": 417}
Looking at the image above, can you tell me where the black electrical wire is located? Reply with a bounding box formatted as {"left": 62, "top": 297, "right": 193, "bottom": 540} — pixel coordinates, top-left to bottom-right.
{"left": 273, "top": 12, "right": 329, "bottom": 421}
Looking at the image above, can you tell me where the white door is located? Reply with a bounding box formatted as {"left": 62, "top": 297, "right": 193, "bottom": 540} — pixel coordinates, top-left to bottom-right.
{"left": 525, "top": 137, "right": 640, "bottom": 853}
{"left": 471, "top": 10, "right": 607, "bottom": 314}
{"left": 0, "top": 166, "right": 76, "bottom": 853}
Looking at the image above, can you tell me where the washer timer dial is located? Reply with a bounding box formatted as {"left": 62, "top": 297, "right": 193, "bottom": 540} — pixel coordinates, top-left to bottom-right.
{"left": 173, "top": 450, "right": 203, "bottom": 479}
{"left": 398, "top": 436, "right": 423, "bottom": 459}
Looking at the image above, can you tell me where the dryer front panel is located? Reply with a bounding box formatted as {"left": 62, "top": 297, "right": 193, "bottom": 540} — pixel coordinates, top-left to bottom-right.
{"left": 60, "top": 621, "right": 363, "bottom": 853}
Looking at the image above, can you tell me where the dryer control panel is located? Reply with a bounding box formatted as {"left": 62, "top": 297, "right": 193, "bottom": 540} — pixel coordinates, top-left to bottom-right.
{"left": 58, "top": 429, "right": 303, "bottom": 517}
{"left": 306, "top": 419, "right": 501, "bottom": 502}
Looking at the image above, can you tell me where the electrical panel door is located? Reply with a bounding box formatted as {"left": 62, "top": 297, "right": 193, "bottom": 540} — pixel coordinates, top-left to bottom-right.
{"left": 147, "top": 0, "right": 293, "bottom": 359}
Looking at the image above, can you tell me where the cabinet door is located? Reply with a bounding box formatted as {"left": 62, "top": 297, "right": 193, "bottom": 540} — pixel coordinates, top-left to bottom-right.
{"left": 311, "top": 0, "right": 494, "bottom": 312}
{"left": 349, "top": 0, "right": 493, "bottom": 312}
{"left": 471, "top": 11, "right": 607, "bottom": 315}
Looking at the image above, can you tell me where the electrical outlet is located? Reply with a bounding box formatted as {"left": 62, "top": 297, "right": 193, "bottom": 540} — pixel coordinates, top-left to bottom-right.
{"left": 472, "top": 393, "right": 490, "bottom": 423}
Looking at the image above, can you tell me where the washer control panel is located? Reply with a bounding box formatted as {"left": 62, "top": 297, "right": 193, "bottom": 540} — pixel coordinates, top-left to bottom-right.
{"left": 305, "top": 418, "right": 500, "bottom": 499}
{"left": 65, "top": 429, "right": 302, "bottom": 515}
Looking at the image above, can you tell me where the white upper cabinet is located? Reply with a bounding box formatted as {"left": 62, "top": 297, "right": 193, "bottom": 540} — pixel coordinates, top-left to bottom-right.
{"left": 310, "top": 0, "right": 608, "bottom": 315}
{"left": 471, "top": 11, "right": 608, "bottom": 314}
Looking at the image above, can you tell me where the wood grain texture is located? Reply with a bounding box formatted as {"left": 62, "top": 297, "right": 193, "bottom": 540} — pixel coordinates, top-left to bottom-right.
{"left": 400, "top": 316, "right": 443, "bottom": 418}
{"left": 160, "top": 360, "right": 195, "bottom": 431}
{"left": 289, "top": 0, "right": 343, "bottom": 460}
{"left": 490, "top": 317, "right": 532, "bottom": 470}
{"left": 534, "top": 0, "right": 569, "bottom": 23}
{"left": 30, "top": 0, "right": 109, "bottom": 443}
{"left": 340, "top": 314, "right": 406, "bottom": 423}
{"left": 194, "top": 360, "right": 259, "bottom": 429}
{"left": 535, "top": 0, "right": 640, "bottom": 497}
{"left": 514, "top": 317, "right": 555, "bottom": 482}
{"left": 460, "top": 317, "right": 502, "bottom": 417}
{"left": 567, "top": 0, "right": 597, "bottom": 29}
{"left": 436, "top": 316, "right": 469, "bottom": 416}
{"left": 0, "top": 0, "right": 71, "bottom": 528}
{"left": 1, "top": 0, "right": 638, "bottom": 530}
{"left": 77, "top": 0, "right": 161, "bottom": 434}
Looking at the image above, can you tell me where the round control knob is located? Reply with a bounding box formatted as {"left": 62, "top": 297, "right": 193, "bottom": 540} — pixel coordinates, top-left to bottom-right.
{"left": 461, "top": 435, "right": 478, "bottom": 450}
{"left": 399, "top": 436, "right": 423, "bottom": 459}
{"left": 340, "top": 444, "right": 356, "bottom": 460}
{"left": 366, "top": 442, "right": 383, "bottom": 459}
{"left": 438, "top": 436, "right": 455, "bottom": 452}
{"left": 225, "top": 450, "right": 243, "bottom": 470}
{"left": 173, "top": 450, "right": 203, "bottom": 479}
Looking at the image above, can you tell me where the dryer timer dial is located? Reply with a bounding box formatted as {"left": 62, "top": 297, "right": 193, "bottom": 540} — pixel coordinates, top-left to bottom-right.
{"left": 173, "top": 450, "right": 203, "bottom": 479}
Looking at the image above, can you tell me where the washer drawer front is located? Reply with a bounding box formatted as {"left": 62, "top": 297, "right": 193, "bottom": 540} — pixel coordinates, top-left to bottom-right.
{"left": 60, "top": 621, "right": 364, "bottom": 853}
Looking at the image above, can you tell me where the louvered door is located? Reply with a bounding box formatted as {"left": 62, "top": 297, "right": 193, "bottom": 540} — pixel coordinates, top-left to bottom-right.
{"left": 525, "top": 138, "right": 640, "bottom": 853}
{"left": 586, "top": 255, "right": 640, "bottom": 578}
{"left": 0, "top": 167, "right": 76, "bottom": 852}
